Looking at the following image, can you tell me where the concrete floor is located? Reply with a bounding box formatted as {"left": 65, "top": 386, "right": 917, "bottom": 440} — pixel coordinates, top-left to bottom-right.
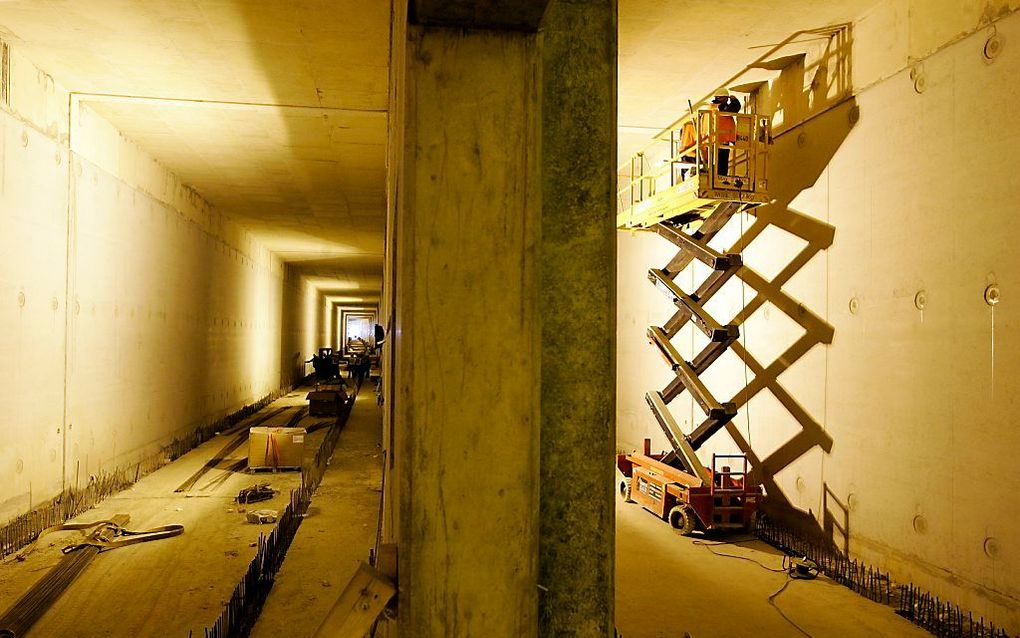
{"left": 1, "top": 385, "right": 930, "bottom": 638}
{"left": 251, "top": 390, "right": 384, "bottom": 637}
{"left": 0, "top": 388, "right": 333, "bottom": 637}
{"left": 615, "top": 499, "right": 929, "bottom": 638}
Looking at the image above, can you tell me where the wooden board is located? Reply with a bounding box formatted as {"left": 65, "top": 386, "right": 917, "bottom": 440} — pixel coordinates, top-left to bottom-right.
{"left": 312, "top": 562, "right": 396, "bottom": 638}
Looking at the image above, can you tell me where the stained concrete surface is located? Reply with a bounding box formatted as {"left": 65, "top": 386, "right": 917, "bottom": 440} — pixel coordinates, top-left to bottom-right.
{"left": 250, "top": 390, "right": 383, "bottom": 638}
{"left": 0, "top": 388, "right": 331, "bottom": 637}
{"left": 0, "top": 0, "right": 391, "bottom": 261}
{"left": 394, "top": 24, "right": 542, "bottom": 637}
{"left": 538, "top": 0, "right": 618, "bottom": 634}
{"left": 615, "top": 498, "right": 929, "bottom": 638}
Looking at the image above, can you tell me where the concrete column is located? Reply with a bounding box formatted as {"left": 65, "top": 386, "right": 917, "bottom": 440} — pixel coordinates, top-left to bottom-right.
{"left": 539, "top": 1, "right": 617, "bottom": 635}
{"left": 394, "top": 24, "right": 541, "bottom": 637}
{"left": 389, "top": 2, "right": 616, "bottom": 635}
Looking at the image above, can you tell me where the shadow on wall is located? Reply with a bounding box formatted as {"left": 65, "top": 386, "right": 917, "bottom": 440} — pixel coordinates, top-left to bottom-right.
{"left": 824, "top": 483, "right": 851, "bottom": 554}
{"left": 713, "top": 26, "right": 858, "bottom": 534}
{"left": 756, "top": 23, "right": 853, "bottom": 134}
{"left": 725, "top": 102, "right": 859, "bottom": 515}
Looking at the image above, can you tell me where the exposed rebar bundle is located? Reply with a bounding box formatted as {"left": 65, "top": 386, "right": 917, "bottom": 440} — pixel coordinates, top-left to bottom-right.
{"left": 0, "top": 515, "right": 131, "bottom": 638}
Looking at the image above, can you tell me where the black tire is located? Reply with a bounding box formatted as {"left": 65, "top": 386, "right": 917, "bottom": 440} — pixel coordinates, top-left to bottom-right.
{"left": 619, "top": 478, "right": 633, "bottom": 502}
{"left": 668, "top": 504, "right": 697, "bottom": 535}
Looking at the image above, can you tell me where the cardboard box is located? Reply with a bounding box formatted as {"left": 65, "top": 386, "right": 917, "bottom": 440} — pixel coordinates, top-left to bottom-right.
{"left": 248, "top": 426, "right": 306, "bottom": 470}
{"left": 307, "top": 389, "right": 344, "bottom": 416}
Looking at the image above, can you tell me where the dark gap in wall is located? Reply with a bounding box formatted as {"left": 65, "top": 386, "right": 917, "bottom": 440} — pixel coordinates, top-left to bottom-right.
{"left": 0, "top": 40, "right": 9, "bottom": 108}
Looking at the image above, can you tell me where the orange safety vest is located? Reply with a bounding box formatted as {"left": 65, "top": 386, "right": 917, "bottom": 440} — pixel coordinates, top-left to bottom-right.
{"left": 717, "top": 115, "right": 736, "bottom": 144}
{"left": 676, "top": 111, "right": 736, "bottom": 160}
{"left": 678, "top": 121, "right": 697, "bottom": 154}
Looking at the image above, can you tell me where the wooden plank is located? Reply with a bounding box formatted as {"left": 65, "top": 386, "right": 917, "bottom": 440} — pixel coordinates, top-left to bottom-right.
{"left": 313, "top": 563, "right": 396, "bottom": 638}
{"left": 173, "top": 431, "right": 249, "bottom": 493}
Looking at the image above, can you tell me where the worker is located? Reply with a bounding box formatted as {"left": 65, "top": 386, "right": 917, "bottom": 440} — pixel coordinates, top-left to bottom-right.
{"left": 307, "top": 353, "right": 324, "bottom": 380}
{"left": 711, "top": 93, "right": 740, "bottom": 176}
{"left": 352, "top": 353, "right": 370, "bottom": 387}
{"left": 673, "top": 92, "right": 740, "bottom": 180}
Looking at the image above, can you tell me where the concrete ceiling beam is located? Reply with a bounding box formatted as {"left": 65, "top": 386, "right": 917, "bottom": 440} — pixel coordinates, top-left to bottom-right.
{"left": 411, "top": 0, "right": 551, "bottom": 31}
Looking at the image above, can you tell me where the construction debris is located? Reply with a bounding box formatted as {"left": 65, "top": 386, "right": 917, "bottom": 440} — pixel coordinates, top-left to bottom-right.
{"left": 235, "top": 483, "right": 276, "bottom": 505}
{"left": 246, "top": 510, "right": 279, "bottom": 525}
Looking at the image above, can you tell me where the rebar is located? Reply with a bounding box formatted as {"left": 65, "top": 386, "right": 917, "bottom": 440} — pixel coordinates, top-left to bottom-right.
{"left": 756, "top": 516, "right": 1011, "bottom": 638}
{"left": 201, "top": 399, "right": 351, "bottom": 638}
{"left": 0, "top": 515, "right": 131, "bottom": 637}
{"left": 0, "top": 386, "right": 296, "bottom": 562}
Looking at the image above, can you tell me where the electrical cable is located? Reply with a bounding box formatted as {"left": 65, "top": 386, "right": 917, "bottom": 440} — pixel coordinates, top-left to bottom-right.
{"left": 768, "top": 579, "right": 813, "bottom": 638}
{"left": 769, "top": 555, "right": 819, "bottom": 638}
{"left": 691, "top": 537, "right": 818, "bottom": 638}
{"left": 692, "top": 539, "right": 786, "bottom": 573}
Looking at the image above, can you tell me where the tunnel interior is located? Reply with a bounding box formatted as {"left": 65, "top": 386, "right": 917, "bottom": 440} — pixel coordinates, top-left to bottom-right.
{"left": 0, "top": 1, "right": 1018, "bottom": 637}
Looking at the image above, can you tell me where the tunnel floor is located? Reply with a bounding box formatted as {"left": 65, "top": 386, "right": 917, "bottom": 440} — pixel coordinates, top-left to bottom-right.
{"left": 615, "top": 500, "right": 929, "bottom": 637}
{"left": 250, "top": 389, "right": 383, "bottom": 637}
{"left": 0, "top": 386, "right": 383, "bottom": 638}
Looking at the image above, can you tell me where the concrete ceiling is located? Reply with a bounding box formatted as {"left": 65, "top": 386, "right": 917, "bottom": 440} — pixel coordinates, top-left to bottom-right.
{"left": 0, "top": 0, "right": 887, "bottom": 294}
{"left": 617, "top": 0, "right": 880, "bottom": 163}
{"left": 0, "top": 0, "right": 390, "bottom": 295}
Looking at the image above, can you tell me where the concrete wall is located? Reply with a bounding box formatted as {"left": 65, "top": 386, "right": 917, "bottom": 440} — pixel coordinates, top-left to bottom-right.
{"left": 280, "top": 270, "right": 320, "bottom": 389}
{"left": 617, "top": 1, "right": 1020, "bottom": 630}
{"left": 0, "top": 45, "right": 307, "bottom": 522}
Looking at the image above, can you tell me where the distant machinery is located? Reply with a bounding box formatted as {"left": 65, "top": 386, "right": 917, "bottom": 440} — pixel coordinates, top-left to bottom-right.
{"left": 309, "top": 347, "right": 341, "bottom": 383}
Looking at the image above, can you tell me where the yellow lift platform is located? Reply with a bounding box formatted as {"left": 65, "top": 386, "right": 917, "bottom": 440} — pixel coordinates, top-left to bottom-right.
{"left": 617, "top": 108, "right": 772, "bottom": 230}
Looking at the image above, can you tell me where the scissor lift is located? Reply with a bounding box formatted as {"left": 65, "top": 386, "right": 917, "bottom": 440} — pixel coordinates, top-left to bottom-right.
{"left": 618, "top": 438, "right": 761, "bottom": 534}
{"left": 616, "top": 105, "right": 772, "bottom": 534}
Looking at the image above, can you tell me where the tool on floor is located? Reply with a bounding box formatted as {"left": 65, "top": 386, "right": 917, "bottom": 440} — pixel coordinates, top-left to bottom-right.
{"left": 786, "top": 555, "right": 818, "bottom": 580}
{"left": 0, "top": 515, "right": 183, "bottom": 638}
{"left": 235, "top": 483, "right": 276, "bottom": 505}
